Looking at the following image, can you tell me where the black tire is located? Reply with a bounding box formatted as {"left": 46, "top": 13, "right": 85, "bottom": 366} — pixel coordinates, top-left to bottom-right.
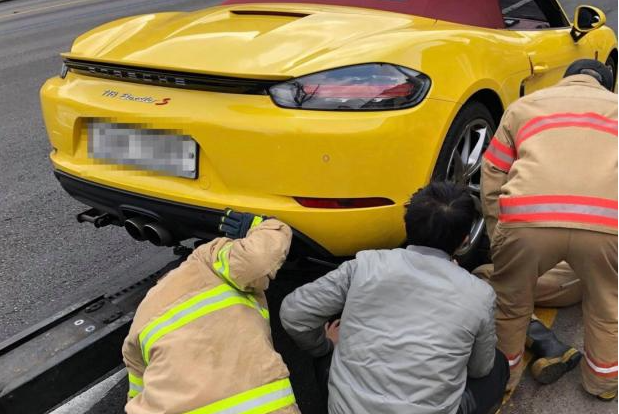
{"left": 431, "top": 101, "right": 497, "bottom": 270}
{"left": 605, "top": 53, "right": 617, "bottom": 92}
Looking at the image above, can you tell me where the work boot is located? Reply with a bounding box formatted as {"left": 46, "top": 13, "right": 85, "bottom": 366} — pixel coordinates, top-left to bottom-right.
{"left": 596, "top": 389, "right": 617, "bottom": 402}
{"left": 527, "top": 320, "right": 581, "bottom": 384}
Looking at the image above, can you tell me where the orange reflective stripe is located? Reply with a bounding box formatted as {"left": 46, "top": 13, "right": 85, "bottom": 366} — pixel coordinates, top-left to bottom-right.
{"left": 585, "top": 352, "right": 618, "bottom": 378}
{"left": 499, "top": 195, "right": 618, "bottom": 229}
{"left": 506, "top": 351, "right": 523, "bottom": 368}
{"left": 515, "top": 112, "right": 618, "bottom": 149}
{"left": 483, "top": 136, "right": 516, "bottom": 172}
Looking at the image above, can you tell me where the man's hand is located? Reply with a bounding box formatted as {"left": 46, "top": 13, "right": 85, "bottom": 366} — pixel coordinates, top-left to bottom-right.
{"left": 219, "top": 208, "right": 267, "bottom": 239}
{"left": 325, "top": 320, "right": 341, "bottom": 345}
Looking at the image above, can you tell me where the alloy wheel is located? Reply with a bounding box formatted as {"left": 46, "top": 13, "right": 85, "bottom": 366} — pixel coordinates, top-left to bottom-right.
{"left": 445, "top": 118, "right": 493, "bottom": 256}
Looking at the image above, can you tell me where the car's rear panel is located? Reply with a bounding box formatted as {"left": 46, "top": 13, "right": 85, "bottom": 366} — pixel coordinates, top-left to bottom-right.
{"left": 41, "top": 69, "right": 457, "bottom": 256}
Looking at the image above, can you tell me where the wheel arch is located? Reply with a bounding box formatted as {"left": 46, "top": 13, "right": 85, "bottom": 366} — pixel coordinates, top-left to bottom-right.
{"left": 463, "top": 88, "right": 504, "bottom": 127}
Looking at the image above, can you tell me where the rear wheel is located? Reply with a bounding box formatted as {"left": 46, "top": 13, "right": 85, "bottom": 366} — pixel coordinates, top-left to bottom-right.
{"left": 605, "top": 53, "right": 617, "bottom": 92}
{"left": 431, "top": 101, "right": 496, "bottom": 268}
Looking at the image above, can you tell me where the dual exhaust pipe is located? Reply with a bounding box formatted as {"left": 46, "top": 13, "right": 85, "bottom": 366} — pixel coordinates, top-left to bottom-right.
{"left": 124, "top": 217, "right": 174, "bottom": 246}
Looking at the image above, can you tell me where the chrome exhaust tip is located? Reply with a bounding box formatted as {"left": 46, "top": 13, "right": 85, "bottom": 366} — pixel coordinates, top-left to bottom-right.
{"left": 143, "top": 223, "right": 174, "bottom": 247}
{"left": 124, "top": 216, "right": 151, "bottom": 241}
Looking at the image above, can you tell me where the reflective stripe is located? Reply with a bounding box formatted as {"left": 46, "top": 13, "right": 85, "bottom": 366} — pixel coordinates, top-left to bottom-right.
{"left": 185, "top": 378, "right": 295, "bottom": 414}
{"left": 483, "top": 136, "right": 516, "bottom": 172}
{"left": 139, "top": 284, "right": 267, "bottom": 364}
{"left": 585, "top": 352, "right": 619, "bottom": 378}
{"left": 211, "top": 243, "right": 270, "bottom": 318}
{"left": 128, "top": 372, "right": 144, "bottom": 398}
{"left": 507, "top": 352, "right": 523, "bottom": 368}
{"left": 213, "top": 243, "right": 242, "bottom": 290}
{"left": 501, "top": 203, "right": 617, "bottom": 218}
{"left": 516, "top": 112, "right": 618, "bottom": 148}
{"left": 247, "top": 294, "right": 270, "bottom": 320}
{"left": 250, "top": 216, "right": 264, "bottom": 229}
{"left": 501, "top": 195, "right": 618, "bottom": 208}
{"left": 499, "top": 195, "right": 618, "bottom": 229}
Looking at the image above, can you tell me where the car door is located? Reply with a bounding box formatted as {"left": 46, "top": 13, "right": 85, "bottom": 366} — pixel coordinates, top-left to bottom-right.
{"left": 500, "top": 0, "right": 597, "bottom": 94}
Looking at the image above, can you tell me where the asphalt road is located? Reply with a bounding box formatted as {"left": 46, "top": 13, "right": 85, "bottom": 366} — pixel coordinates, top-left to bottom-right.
{"left": 0, "top": 1, "right": 616, "bottom": 414}
{"left": 0, "top": 0, "right": 221, "bottom": 340}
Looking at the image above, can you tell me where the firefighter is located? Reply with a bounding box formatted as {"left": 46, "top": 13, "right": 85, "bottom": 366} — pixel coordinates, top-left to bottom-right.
{"left": 481, "top": 59, "right": 617, "bottom": 399}
{"left": 474, "top": 262, "right": 582, "bottom": 385}
{"left": 122, "top": 210, "right": 300, "bottom": 414}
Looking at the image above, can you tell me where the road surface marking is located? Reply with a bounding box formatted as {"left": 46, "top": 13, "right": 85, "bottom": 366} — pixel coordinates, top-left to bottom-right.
{"left": 50, "top": 369, "right": 126, "bottom": 414}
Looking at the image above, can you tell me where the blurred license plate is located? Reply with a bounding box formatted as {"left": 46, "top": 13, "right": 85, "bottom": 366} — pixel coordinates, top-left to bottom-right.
{"left": 88, "top": 122, "right": 197, "bottom": 178}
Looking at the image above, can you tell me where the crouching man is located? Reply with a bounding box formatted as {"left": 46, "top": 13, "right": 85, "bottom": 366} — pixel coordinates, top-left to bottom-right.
{"left": 122, "top": 210, "right": 300, "bottom": 414}
{"left": 280, "top": 182, "right": 508, "bottom": 414}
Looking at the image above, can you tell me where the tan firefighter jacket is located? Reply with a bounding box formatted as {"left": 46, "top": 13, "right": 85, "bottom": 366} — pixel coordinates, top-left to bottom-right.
{"left": 122, "top": 219, "right": 300, "bottom": 414}
{"left": 482, "top": 74, "right": 618, "bottom": 238}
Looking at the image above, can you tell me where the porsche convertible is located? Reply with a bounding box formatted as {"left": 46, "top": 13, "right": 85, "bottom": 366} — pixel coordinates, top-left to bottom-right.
{"left": 40, "top": 0, "right": 617, "bottom": 260}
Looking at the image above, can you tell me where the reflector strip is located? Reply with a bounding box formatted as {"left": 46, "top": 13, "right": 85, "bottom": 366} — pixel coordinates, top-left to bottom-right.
{"left": 483, "top": 136, "right": 516, "bottom": 172}
{"left": 128, "top": 372, "right": 144, "bottom": 398}
{"left": 499, "top": 195, "right": 618, "bottom": 229}
{"left": 501, "top": 204, "right": 617, "bottom": 218}
{"left": 294, "top": 197, "right": 394, "bottom": 209}
{"left": 500, "top": 195, "right": 618, "bottom": 208}
{"left": 507, "top": 351, "right": 523, "bottom": 367}
{"left": 139, "top": 284, "right": 268, "bottom": 364}
{"left": 585, "top": 352, "right": 618, "bottom": 378}
{"left": 184, "top": 378, "right": 295, "bottom": 414}
{"left": 516, "top": 112, "right": 617, "bottom": 148}
{"left": 213, "top": 243, "right": 242, "bottom": 291}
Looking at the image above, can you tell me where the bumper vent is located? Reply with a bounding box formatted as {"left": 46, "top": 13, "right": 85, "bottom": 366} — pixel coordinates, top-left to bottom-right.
{"left": 64, "top": 59, "right": 282, "bottom": 95}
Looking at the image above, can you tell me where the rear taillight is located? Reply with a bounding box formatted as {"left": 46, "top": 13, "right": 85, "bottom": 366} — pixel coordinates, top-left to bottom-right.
{"left": 294, "top": 197, "right": 394, "bottom": 209}
{"left": 269, "top": 63, "right": 431, "bottom": 111}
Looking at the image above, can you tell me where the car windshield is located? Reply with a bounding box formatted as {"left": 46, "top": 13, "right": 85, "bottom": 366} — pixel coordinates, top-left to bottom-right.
{"left": 222, "top": 0, "right": 505, "bottom": 28}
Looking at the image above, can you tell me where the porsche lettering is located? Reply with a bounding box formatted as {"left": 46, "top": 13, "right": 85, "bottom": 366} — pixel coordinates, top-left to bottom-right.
{"left": 88, "top": 66, "right": 186, "bottom": 86}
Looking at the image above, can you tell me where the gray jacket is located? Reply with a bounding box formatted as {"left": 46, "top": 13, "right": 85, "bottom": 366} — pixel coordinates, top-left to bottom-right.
{"left": 280, "top": 246, "right": 496, "bottom": 414}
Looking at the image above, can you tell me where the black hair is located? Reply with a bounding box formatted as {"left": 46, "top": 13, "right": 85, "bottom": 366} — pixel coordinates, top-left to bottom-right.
{"left": 564, "top": 59, "right": 614, "bottom": 91}
{"left": 404, "top": 182, "right": 476, "bottom": 256}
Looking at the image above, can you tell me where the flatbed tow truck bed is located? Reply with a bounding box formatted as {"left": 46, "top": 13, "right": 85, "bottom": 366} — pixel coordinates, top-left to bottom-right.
{"left": 0, "top": 251, "right": 326, "bottom": 414}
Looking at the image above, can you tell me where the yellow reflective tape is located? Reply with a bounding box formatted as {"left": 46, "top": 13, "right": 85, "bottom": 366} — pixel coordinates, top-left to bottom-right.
{"left": 250, "top": 216, "right": 264, "bottom": 229}
{"left": 142, "top": 296, "right": 256, "bottom": 364}
{"left": 128, "top": 372, "right": 144, "bottom": 387}
{"left": 184, "top": 378, "right": 295, "bottom": 414}
{"left": 128, "top": 372, "right": 144, "bottom": 398}
{"left": 139, "top": 284, "right": 234, "bottom": 363}
{"left": 140, "top": 291, "right": 262, "bottom": 364}
{"left": 247, "top": 294, "right": 270, "bottom": 320}
{"left": 139, "top": 284, "right": 270, "bottom": 364}
{"left": 242, "top": 394, "right": 296, "bottom": 414}
{"left": 139, "top": 284, "right": 230, "bottom": 348}
{"left": 213, "top": 243, "right": 242, "bottom": 290}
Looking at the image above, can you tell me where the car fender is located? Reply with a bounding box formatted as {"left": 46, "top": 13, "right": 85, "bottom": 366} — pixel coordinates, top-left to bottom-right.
{"left": 588, "top": 26, "right": 618, "bottom": 62}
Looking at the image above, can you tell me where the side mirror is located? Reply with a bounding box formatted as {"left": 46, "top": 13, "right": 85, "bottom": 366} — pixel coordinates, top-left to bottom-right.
{"left": 571, "top": 5, "right": 606, "bottom": 42}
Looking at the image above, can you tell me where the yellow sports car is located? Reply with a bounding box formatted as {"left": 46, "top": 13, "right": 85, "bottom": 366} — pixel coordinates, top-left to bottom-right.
{"left": 41, "top": 0, "right": 617, "bottom": 260}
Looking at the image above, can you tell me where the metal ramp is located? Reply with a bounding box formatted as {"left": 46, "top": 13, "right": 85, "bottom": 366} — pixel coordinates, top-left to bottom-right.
{"left": 0, "top": 257, "right": 186, "bottom": 414}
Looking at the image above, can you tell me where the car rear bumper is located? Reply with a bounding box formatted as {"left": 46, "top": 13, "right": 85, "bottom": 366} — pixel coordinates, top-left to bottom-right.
{"left": 54, "top": 170, "right": 333, "bottom": 258}
{"left": 42, "top": 73, "right": 460, "bottom": 256}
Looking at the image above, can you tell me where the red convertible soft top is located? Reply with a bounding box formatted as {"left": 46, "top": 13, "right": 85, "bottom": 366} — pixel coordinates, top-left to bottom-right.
{"left": 222, "top": 0, "right": 505, "bottom": 28}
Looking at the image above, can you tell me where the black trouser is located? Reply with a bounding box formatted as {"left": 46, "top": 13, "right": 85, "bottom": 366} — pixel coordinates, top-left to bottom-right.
{"left": 314, "top": 352, "right": 332, "bottom": 413}
{"left": 314, "top": 349, "right": 509, "bottom": 414}
{"left": 457, "top": 349, "right": 510, "bottom": 414}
